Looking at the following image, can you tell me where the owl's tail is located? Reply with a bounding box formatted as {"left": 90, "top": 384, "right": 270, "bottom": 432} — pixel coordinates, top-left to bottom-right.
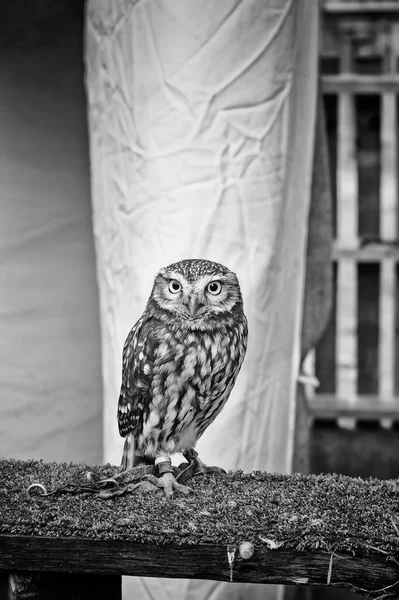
{"left": 121, "top": 432, "right": 135, "bottom": 470}
{"left": 121, "top": 432, "right": 153, "bottom": 470}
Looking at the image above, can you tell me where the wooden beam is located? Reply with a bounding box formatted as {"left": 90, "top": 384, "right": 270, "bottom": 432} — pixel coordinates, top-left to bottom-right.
{"left": 336, "top": 40, "right": 357, "bottom": 249}
{"left": 1, "top": 459, "right": 399, "bottom": 596}
{"left": 323, "top": 74, "right": 399, "bottom": 94}
{"left": 380, "top": 97, "right": 397, "bottom": 241}
{"left": 336, "top": 36, "right": 357, "bottom": 427}
{"left": 309, "top": 393, "right": 399, "bottom": 419}
{"left": 332, "top": 242, "right": 399, "bottom": 262}
{"left": 334, "top": 258, "right": 357, "bottom": 428}
{"left": 380, "top": 20, "right": 398, "bottom": 242}
{"left": 379, "top": 22, "right": 399, "bottom": 406}
{"left": 378, "top": 261, "right": 396, "bottom": 398}
{"left": 396, "top": 263, "right": 399, "bottom": 395}
{"left": 0, "top": 534, "right": 398, "bottom": 595}
{"left": 379, "top": 96, "right": 397, "bottom": 396}
{"left": 0, "top": 571, "right": 121, "bottom": 600}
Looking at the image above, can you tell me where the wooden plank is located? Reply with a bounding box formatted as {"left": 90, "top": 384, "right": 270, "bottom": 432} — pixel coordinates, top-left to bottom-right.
{"left": 336, "top": 260, "right": 357, "bottom": 417}
{"left": 309, "top": 393, "right": 399, "bottom": 419}
{"left": 0, "top": 535, "right": 398, "bottom": 593}
{"left": 381, "top": 21, "right": 398, "bottom": 241}
{"left": 396, "top": 23, "right": 399, "bottom": 362}
{"left": 0, "top": 572, "right": 121, "bottom": 600}
{"left": 336, "top": 260, "right": 357, "bottom": 429}
{"left": 357, "top": 264, "right": 379, "bottom": 394}
{"left": 336, "top": 36, "right": 357, "bottom": 427}
{"left": 323, "top": 1, "right": 399, "bottom": 14}
{"left": 378, "top": 23, "right": 398, "bottom": 406}
{"left": 332, "top": 242, "right": 399, "bottom": 262}
{"left": 379, "top": 260, "right": 396, "bottom": 399}
{"left": 380, "top": 93, "right": 397, "bottom": 240}
{"left": 398, "top": 96, "right": 399, "bottom": 244}
{"left": 396, "top": 263, "right": 399, "bottom": 395}
{"left": 337, "top": 41, "right": 357, "bottom": 248}
{"left": 323, "top": 74, "right": 399, "bottom": 94}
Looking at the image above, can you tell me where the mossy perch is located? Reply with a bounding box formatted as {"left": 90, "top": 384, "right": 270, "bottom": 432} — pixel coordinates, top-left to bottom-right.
{"left": 0, "top": 459, "right": 398, "bottom": 599}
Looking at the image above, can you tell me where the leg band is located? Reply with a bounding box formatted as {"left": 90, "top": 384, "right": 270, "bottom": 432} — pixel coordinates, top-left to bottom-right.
{"left": 155, "top": 456, "right": 173, "bottom": 475}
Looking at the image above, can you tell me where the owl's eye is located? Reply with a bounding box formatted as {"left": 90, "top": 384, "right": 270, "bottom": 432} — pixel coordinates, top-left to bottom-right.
{"left": 168, "top": 279, "right": 182, "bottom": 294}
{"left": 206, "top": 281, "right": 222, "bottom": 295}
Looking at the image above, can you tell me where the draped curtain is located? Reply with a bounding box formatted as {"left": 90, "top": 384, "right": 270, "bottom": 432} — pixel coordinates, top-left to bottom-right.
{"left": 85, "top": 1, "right": 320, "bottom": 598}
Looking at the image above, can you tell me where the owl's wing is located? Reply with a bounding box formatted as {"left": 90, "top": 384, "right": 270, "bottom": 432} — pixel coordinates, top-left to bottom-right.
{"left": 192, "top": 325, "right": 248, "bottom": 440}
{"left": 117, "top": 314, "right": 155, "bottom": 438}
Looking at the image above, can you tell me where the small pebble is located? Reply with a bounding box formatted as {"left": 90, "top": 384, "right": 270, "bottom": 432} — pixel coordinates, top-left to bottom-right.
{"left": 239, "top": 541, "right": 254, "bottom": 560}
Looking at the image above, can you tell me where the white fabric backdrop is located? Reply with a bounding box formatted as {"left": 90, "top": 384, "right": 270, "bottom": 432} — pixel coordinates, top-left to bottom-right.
{"left": 85, "top": 1, "right": 319, "bottom": 598}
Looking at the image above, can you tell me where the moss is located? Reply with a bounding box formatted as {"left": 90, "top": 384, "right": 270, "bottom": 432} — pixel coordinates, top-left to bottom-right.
{"left": 0, "top": 458, "right": 398, "bottom": 557}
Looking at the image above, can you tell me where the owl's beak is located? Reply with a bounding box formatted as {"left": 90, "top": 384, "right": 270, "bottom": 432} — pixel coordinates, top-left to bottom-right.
{"left": 187, "top": 295, "right": 200, "bottom": 317}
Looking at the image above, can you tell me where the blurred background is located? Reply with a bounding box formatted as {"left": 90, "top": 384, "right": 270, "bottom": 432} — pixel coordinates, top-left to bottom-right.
{"left": 0, "top": 0, "right": 102, "bottom": 465}
{"left": 311, "top": 0, "right": 399, "bottom": 483}
{"left": 0, "top": 1, "right": 398, "bottom": 599}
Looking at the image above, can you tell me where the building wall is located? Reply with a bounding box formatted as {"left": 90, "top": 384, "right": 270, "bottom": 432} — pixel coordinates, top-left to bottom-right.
{"left": 0, "top": 1, "right": 102, "bottom": 464}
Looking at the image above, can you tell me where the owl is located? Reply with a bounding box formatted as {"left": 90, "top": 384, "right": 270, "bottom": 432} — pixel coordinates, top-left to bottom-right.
{"left": 117, "top": 258, "right": 248, "bottom": 497}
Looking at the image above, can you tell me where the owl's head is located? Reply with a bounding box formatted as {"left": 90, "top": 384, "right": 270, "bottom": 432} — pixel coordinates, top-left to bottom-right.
{"left": 148, "top": 259, "right": 244, "bottom": 330}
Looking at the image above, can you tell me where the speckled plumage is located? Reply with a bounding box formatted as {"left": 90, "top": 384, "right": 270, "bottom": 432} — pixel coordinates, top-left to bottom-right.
{"left": 118, "top": 259, "right": 248, "bottom": 467}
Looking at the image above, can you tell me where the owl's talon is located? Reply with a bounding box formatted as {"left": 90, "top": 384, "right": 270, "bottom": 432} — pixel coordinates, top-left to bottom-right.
{"left": 101, "top": 469, "right": 192, "bottom": 498}
{"left": 124, "top": 472, "right": 193, "bottom": 498}
{"left": 146, "top": 472, "right": 193, "bottom": 498}
{"left": 179, "top": 448, "right": 226, "bottom": 484}
{"left": 176, "top": 461, "right": 197, "bottom": 484}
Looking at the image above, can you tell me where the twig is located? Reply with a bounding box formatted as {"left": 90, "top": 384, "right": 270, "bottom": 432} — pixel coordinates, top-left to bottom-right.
{"left": 327, "top": 552, "right": 333, "bottom": 585}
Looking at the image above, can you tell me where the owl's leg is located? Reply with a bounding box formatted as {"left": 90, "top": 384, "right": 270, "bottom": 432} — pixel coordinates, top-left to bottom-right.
{"left": 114, "top": 441, "right": 192, "bottom": 498}
{"left": 110, "top": 434, "right": 155, "bottom": 485}
{"left": 123, "top": 457, "right": 192, "bottom": 498}
{"left": 178, "top": 448, "right": 226, "bottom": 484}
{"left": 148, "top": 457, "right": 192, "bottom": 499}
{"left": 120, "top": 433, "right": 154, "bottom": 470}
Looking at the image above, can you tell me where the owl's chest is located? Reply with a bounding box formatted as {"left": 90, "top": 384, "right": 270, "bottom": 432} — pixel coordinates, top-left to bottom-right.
{"left": 138, "top": 324, "right": 245, "bottom": 454}
{"left": 150, "top": 327, "right": 239, "bottom": 401}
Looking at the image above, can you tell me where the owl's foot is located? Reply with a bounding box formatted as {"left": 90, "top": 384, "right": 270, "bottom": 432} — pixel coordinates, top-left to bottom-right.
{"left": 178, "top": 448, "right": 226, "bottom": 485}
{"left": 99, "top": 465, "right": 192, "bottom": 498}
{"left": 141, "top": 471, "right": 192, "bottom": 499}
{"left": 141, "top": 456, "right": 191, "bottom": 498}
